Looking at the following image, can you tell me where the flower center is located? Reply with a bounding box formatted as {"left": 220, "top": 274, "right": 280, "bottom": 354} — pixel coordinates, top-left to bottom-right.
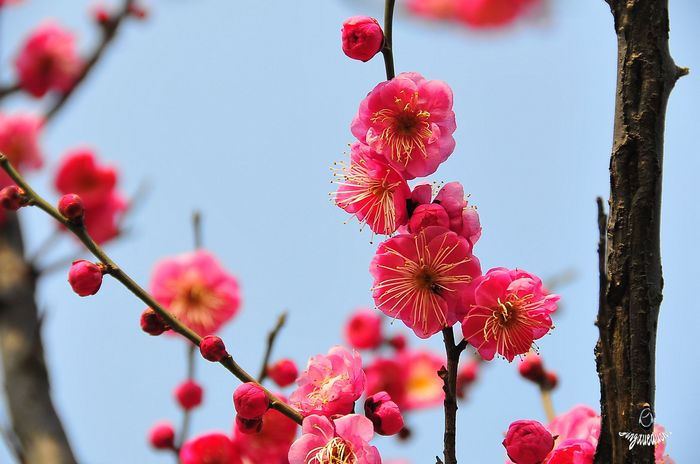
{"left": 308, "top": 437, "right": 357, "bottom": 464}
{"left": 370, "top": 91, "right": 433, "bottom": 165}
{"left": 414, "top": 265, "right": 440, "bottom": 294}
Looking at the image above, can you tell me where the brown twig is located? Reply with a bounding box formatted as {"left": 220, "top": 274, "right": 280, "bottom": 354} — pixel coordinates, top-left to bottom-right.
{"left": 0, "top": 154, "right": 303, "bottom": 425}
{"left": 439, "top": 327, "right": 466, "bottom": 464}
{"left": 381, "top": 0, "right": 396, "bottom": 80}
{"left": 594, "top": 1, "right": 685, "bottom": 462}
{"left": 44, "top": 0, "right": 135, "bottom": 123}
{"left": 257, "top": 312, "right": 288, "bottom": 382}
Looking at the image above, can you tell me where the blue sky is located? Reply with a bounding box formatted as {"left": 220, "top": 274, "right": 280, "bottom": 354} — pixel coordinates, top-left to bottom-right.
{"left": 2, "top": 0, "right": 699, "bottom": 462}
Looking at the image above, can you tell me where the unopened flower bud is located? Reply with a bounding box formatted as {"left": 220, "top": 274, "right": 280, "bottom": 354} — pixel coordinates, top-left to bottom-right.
{"left": 344, "top": 309, "right": 383, "bottom": 350}
{"left": 456, "top": 359, "right": 479, "bottom": 399}
{"left": 58, "top": 193, "right": 84, "bottom": 220}
{"left": 388, "top": 334, "right": 407, "bottom": 351}
{"left": 127, "top": 3, "right": 148, "bottom": 20}
{"left": 68, "top": 260, "right": 103, "bottom": 296}
{"left": 502, "top": 420, "right": 554, "bottom": 464}
{"left": 544, "top": 371, "right": 558, "bottom": 390}
{"left": 199, "top": 335, "right": 227, "bottom": 362}
{"left": 267, "top": 358, "right": 298, "bottom": 387}
{"left": 233, "top": 382, "right": 269, "bottom": 419}
{"left": 341, "top": 16, "right": 384, "bottom": 62}
{"left": 0, "top": 185, "right": 27, "bottom": 211}
{"left": 235, "top": 415, "right": 263, "bottom": 435}
{"left": 174, "top": 380, "right": 203, "bottom": 411}
{"left": 408, "top": 203, "right": 450, "bottom": 233}
{"left": 140, "top": 308, "right": 168, "bottom": 335}
{"left": 148, "top": 421, "right": 175, "bottom": 450}
{"left": 518, "top": 353, "right": 546, "bottom": 384}
{"left": 364, "top": 391, "right": 404, "bottom": 436}
{"left": 92, "top": 5, "right": 111, "bottom": 24}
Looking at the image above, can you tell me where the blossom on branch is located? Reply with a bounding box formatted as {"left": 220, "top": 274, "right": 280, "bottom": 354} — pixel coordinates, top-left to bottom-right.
{"left": 150, "top": 251, "right": 241, "bottom": 337}
{"left": 370, "top": 226, "right": 480, "bottom": 338}
{"left": 0, "top": 113, "right": 43, "bottom": 188}
{"left": 15, "top": 21, "right": 82, "bottom": 97}
{"left": 290, "top": 346, "right": 365, "bottom": 417}
{"left": 288, "top": 414, "right": 381, "bottom": 464}
{"left": 461, "top": 267, "right": 558, "bottom": 361}
{"left": 351, "top": 73, "right": 456, "bottom": 179}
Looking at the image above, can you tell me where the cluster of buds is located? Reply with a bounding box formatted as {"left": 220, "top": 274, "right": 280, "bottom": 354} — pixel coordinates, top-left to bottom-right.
{"left": 233, "top": 382, "right": 269, "bottom": 434}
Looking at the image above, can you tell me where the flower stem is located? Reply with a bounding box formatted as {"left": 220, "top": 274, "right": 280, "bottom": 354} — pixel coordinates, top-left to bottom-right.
{"left": 0, "top": 153, "right": 304, "bottom": 425}
{"left": 439, "top": 327, "right": 466, "bottom": 464}
{"left": 176, "top": 344, "right": 197, "bottom": 451}
{"left": 381, "top": 0, "right": 396, "bottom": 80}
{"left": 258, "top": 311, "right": 287, "bottom": 382}
{"left": 540, "top": 387, "right": 556, "bottom": 423}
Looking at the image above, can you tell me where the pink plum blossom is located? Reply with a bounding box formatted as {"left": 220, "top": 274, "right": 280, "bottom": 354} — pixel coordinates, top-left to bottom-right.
{"left": 455, "top": 0, "right": 537, "bottom": 28}
{"left": 461, "top": 267, "right": 558, "bottom": 361}
{"left": 0, "top": 113, "right": 43, "bottom": 188}
{"left": 341, "top": 16, "right": 384, "bottom": 62}
{"left": 408, "top": 0, "right": 456, "bottom": 20}
{"left": 344, "top": 308, "right": 383, "bottom": 350}
{"left": 179, "top": 432, "right": 241, "bottom": 464}
{"left": 150, "top": 250, "right": 241, "bottom": 337}
{"left": 502, "top": 420, "right": 554, "bottom": 464}
{"left": 371, "top": 226, "right": 481, "bottom": 338}
{"left": 82, "top": 192, "right": 126, "bottom": 244}
{"left": 334, "top": 142, "right": 410, "bottom": 235}
{"left": 351, "top": 72, "right": 456, "bottom": 179}
{"left": 15, "top": 22, "right": 82, "bottom": 97}
{"left": 288, "top": 414, "right": 381, "bottom": 464}
{"left": 290, "top": 346, "right": 365, "bottom": 417}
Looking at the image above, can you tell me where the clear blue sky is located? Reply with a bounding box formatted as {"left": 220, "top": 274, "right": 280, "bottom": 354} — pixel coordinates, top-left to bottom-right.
{"left": 2, "top": 0, "right": 699, "bottom": 462}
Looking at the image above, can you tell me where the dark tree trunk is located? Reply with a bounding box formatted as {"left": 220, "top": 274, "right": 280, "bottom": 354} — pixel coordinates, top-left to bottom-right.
{"left": 594, "top": 1, "right": 686, "bottom": 463}
{"left": 0, "top": 215, "right": 77, "bottom": 464}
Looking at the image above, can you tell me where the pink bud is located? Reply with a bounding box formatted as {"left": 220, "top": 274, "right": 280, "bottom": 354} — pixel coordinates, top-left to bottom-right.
{"left": 233, "top": 382, "right": 269, "bottom": 419}
{"left": 199, "top": 335, "right": 227, "bottom": 362}
{"left": 502, "top": 420, "right": 555, "bottom": 464}
{"left": 92, "top": 5, "right": 111, "bottom": 24}
{"left": 408, "top": 203, "right": 451, "bottom": 233}
{"left": 148, "top": 421, "right": 175, "bottom": 450}
{"left": 140, "top": 308, "right": 168, "bottom": 336}
{"left": 518, "top": 353, "right": 546, "bottom": 384}
{"left": 388, "top": 334, "right": 407, "bottom": 351}
{"left": 341, "top": 16, "right": 384, "bottom": 62}
{"left": 544, "top": 371, "right": 558, "bottom": 390}
{"left": 68, "top": 260, "right": 103, "bottom": 296}
{"left": 267, "top": 358, "right": 298, "bottom": 387}
{"left": 235, "top": 415, "right": 263, "bottom": 435}
{"left": 58, "top": 193, "right": 84, "bottom": 220}
{"left": 0, "top": 186, "right": 26, "bottom": 211}
{"left": 174, "top": 380, "right": 203, "bottom": 411}
{"left": 127, "top": 3, "right": 148, "bottom": 20}
{"left": 456, "top": 359, "right": 479, "bottom": 399}
{"left": 364, "top": 391, "right": 404, "bottom": 436}
{"left": 344, "top": 309, "right": 383, "bottom": 350}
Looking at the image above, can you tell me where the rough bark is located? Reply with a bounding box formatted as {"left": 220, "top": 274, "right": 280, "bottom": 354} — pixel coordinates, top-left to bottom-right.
{"left": 0, "top": 214, "right": 77, "bottom": 464}
{"left": 594, "top": 1, "right": 685, "bottom": 463}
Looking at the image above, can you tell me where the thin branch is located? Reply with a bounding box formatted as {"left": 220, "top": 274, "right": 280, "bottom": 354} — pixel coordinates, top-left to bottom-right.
{"left": 0, "top": 83, "right": 21, "bottom": 101}
{"left": 381, "top": 0, "right": 396, "bottom": 80}
{"left": 439, "top": 327, "right": 465, "bottom": 464}
{"left": 43, "top": 0, "right": 136, "bottom": 123}
{"left": 257, "top": 312, "right": 288, "bottom": 382}
{"left": 192, "top": 211, "right": 203, "bottom": 250}
{"left": 175, "top": 345, "right": 197, "bottom": 451}
{"left": 0, "top": 154, "right": 304, "bottom": 425}
{"left": 539, "top": 387, "right": 556, "bottom": 423}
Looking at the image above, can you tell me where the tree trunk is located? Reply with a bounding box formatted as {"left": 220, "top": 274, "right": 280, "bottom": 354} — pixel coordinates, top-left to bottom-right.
{"left": 594, "top": 1, "right": 686, "bottom": 463}
{"left": 0, "top": 215, "right": 77, "bottom": 464}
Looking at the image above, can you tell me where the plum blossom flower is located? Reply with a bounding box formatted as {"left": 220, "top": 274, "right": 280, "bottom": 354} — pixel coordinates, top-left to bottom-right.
{"left": 14, "top": 22, "right": 82, "bottom": 97}
{"left": 406, "top": 182, "right": 481, "bottom": 247}
{"left": 150, "top": 250, "right": 241, "bottom": 337}
{"left": 82, "top": 192, "right": 126, "bottom": 244}
{"left": 455, "top": 0, "right": 537, "bottom": 28}
{"left": 54, "top": 148, "right": 117, "bottom": 208}
{"left": 371, "top": 226, "right": 481, "bottom": 338}
{"left": 234, "top": 403, "right": 298, "bottom": 464}
{"left": 0, "top": 113, "right": 43, "bottom": 188}
{"left": 351, "top": 72, "right": 456, "bottom": 179}
{"left": 290, "top": 346, "right": 365, "bottom": 417}
{"left": 461, "top": 267, "right": 558, "bottom": 361}
{"left": 408, "top": 0, "right": 456, "bottom": 20}
{"left": 288, "top": 414, "right": 380, "bottom": 464}
{"left": 333, "top": 142, "right": 410, "bottom": 235}
{"left": 365, "top": 349, "right": 444, "bottom": 411}
{"left": 180, "top": 433, "right": 241, "bottom": 464}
